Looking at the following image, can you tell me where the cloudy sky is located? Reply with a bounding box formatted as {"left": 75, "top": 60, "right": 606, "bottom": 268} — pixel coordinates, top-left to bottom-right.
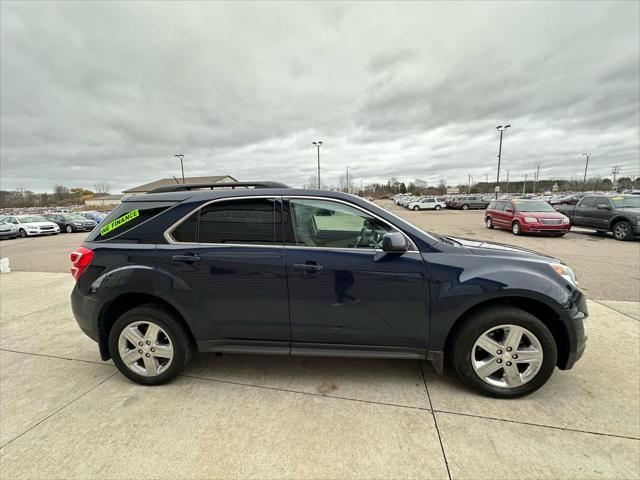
{"left": 1, "top": 1, "right": 639, "bottom": 193}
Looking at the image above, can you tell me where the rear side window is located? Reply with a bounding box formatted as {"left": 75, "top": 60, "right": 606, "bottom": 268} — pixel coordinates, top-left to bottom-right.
{"left": 171, "top": 198, "right": 276, "bottom": 245}
{"left": 86, "top": 202, "right": 171, "bottom": 241}
{"left": 579, "top": 197, "right": 596, "bottom": 208}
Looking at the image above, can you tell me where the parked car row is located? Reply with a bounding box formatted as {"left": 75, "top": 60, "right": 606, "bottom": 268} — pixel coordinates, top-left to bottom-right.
{"left": 393, "top": 194, "right": 447, "bottom": 210}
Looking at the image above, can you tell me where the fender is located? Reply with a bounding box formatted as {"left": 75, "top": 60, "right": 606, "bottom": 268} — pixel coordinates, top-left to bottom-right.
{"left": 423, "top": 251, "right": 583, "bottom": 352}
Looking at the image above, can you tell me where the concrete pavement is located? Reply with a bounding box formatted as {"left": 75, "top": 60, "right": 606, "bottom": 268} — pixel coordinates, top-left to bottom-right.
{"left": 1, "top": 272, "right": 639, "bottom": 479}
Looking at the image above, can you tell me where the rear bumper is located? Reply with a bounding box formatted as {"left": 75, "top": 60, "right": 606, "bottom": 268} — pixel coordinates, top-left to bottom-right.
{"left": 70, "top": 283, "right": 100, "bottom": 342}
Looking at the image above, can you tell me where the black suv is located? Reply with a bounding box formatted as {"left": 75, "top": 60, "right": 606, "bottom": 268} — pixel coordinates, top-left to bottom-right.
{"left": 71, "top": 182, "right": 588, "bottom": 397}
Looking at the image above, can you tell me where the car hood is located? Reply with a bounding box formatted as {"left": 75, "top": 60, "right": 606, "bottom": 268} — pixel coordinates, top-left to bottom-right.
{"left": 446, "top": 236, "right": 559, "bottom": 262}
{"left": 19, "top": 221, "right": 58, "bottom": 228}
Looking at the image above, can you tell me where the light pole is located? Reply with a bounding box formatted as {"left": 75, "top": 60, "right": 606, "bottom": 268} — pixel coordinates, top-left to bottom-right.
{"left": 506, "top": 170, "right": 510, "bottom": 194}
{"left": 522, "top": 173, "right": 527, "bottom": 195}
{"left": 581, "top": 153, "right": 591, "bottom": 192}
{"left": 312, "top": 141, "right": 323, "bottom": 188}
{"left": 533, "top": 163, "right": 540, "bottom": 194}
{"left": 495, "top": 125, "right": 511, "bottom": 198}
{"left": 174, "top": 154, "right": 185, "bottom": 183}
{"left": 346, "top": 166, "right": 350, "bottom": 193}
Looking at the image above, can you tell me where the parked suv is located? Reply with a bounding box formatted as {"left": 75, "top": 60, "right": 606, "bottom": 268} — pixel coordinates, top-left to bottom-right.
{"left": 407, "top": 197, "right": 445, "bottom": 211}
{"left": 486, "top": 200, "right": 570, "bottom": 236}
{"left": 71, "top": 182, "right": 587, "bottom": 398}
{"left": 451, "top": 196, "right": 490, "bottom": 210}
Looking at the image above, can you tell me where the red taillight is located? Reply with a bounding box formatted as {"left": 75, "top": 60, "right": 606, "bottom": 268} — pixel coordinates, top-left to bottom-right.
{"left": 70, "top": 247, "right": 94, "bottom": 280}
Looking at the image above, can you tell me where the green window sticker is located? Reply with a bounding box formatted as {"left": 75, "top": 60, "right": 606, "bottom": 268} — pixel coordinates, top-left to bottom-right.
{"left": 100, "top": 209, "right": 140, "bottom": 236}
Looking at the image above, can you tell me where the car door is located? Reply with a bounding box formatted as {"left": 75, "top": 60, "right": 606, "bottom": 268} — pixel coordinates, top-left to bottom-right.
{"left": 282, "top": 197, "right": 429, "bottom": 354}
{"left": 592, "top": 197, "right": 614, "bottom": 229}
{"left": 574, "top": 197, "right": 596, "bottom": 227}
{"left": 157, "top": 196, "right": 290, "bottom": 351}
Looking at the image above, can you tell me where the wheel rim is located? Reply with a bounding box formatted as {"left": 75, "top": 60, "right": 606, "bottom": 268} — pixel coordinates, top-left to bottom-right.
{"left": 435, "top": 205, "right": 441, "bottom": 210}
{"left": 66, "top": 225, "right": 73, "bottom": 233}
{"left": 513, "top": 223, "right": 520, "bottom": 234}
{"left": 471, "top": 324, "right": 543, "bottom": 389}
{"left": 486, "top": 218, "right": 492, "bottom": 228}
{"left": 463, "top": 205, "right": 468, "bottom": 210}
{"left": 19, "top": 229, "right": 26, "bottom": 237}
{"left": 614, "top": 223, "right": 628, "bottom": 239}
{"left": 118, "top": 321, "right": 174, "bottom": 377}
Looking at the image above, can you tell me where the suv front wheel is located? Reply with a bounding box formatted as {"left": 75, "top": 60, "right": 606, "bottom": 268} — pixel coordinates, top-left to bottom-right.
{"left": 450, "top": 306, "right": 557, "bottom": 398}
{"left": 109, "top": 304, "right": 193, "bottom": 385}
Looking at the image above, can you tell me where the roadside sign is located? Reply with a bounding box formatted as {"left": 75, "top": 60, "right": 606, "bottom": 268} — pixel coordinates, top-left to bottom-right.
{"left": 494, "top": 186, "right": 500, "bottom": 192}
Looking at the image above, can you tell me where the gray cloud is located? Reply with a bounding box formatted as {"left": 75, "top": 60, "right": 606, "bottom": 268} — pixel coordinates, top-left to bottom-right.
{"left": 1, "top": 0, "right": 638, "bottom": 193}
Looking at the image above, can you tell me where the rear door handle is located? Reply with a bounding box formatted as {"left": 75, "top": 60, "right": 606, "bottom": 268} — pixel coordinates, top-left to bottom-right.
{"left": 171, "top": 254, "right": 201, "bottom": 263}
{"left": 292, "top": 263, "right": 324, "bottom": 272}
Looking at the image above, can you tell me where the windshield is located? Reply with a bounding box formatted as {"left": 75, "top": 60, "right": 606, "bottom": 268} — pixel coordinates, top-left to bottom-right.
{"left": 17, "top": 215, "right": 47, "bottom": 222}
{"left": 65, "top": 214, "right": 88, "bottom": 220}
{"left": 513, "top": 201, "right": 555, "bottom": 212}
{"left": 610, "top": 196, "right": 640, "bottom": 208}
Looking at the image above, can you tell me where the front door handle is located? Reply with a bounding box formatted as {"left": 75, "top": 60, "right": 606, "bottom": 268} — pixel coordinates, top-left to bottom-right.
{"left": 171, "top": 254, "right": 201, "bottom": 263}
{"left": 292, "top": 263, "right": 324, "bottom": 272}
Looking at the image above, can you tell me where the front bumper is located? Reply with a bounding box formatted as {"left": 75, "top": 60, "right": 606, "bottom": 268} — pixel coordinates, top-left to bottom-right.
{"left": 521, "top": 222, "right": 570, "bottom": 234}
{"left": 632, "top": 224, "right": 640, "bottom": 236}
{"left": 558, "top": 289, "right": 588, "bottom": 370}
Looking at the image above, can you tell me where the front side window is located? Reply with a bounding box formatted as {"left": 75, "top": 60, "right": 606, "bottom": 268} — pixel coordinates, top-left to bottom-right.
{"left": 288, "top": 198, "right": 393, "bottom": 249}
{"left": 579, "top": 197, "right": 596, "bottom": 208}
{"left": 171, "top": 198, "right": 276, "bottom": 245}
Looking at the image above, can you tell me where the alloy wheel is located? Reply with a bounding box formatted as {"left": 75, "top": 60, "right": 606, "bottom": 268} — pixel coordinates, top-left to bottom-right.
{"left": 118, "top": 321, "right": 174, "bottom": 377}
{"left": 19, "top": 229, "right": 26, "bottom": 238}
{"left": 614, "top": 222, "right": 628, "bottom": 240}
{"left": 66, "top": 225, "right": 73, "bottom": 233}
{"left": 486, "top": 217, "right": 492, "bottom": 228}
{"left": 471, "top": 324, "right": 543, "bottom": 388}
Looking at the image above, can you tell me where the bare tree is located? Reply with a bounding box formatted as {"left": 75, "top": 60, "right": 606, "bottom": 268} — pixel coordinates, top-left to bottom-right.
{"left": 94, "top": 181, "right": 111, "bottom": 195}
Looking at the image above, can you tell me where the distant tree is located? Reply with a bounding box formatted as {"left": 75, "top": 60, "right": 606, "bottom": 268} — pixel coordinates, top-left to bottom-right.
{"left": 399, "top": 182, "right": 407, "bottom": 194}
{"left": 94, "top": 181, "right": 111, "bottom": 195}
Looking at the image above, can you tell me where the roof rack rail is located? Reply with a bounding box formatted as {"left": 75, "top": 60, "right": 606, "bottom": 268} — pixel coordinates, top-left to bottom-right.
{"left": 147, "top": 181, "right": 290, "bottom": 194}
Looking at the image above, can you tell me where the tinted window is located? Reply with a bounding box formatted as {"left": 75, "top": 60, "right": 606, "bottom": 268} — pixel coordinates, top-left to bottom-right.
{"left": 594, "top": 197, "right": 612, "bottom": 208}
{"left": 87, "top": 201, "right": 173, "bottom": 241}
{"left": 288, "top": 198, "right": 393, "bottom": 249}
{"left": 579, "top": 197, "right": 596, "bottom": 207}
{"left": 172, "top": 211, "right": 198, "bottom": 242}
{"left": 198, "top": 198, "right": 275, "bottom": 245}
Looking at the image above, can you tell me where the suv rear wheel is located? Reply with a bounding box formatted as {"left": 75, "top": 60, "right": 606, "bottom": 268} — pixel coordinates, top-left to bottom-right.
{"left": 450, "top": 306, "right": 556, "bottom": 398}
{"left": 109, "top": 304, "right": 193, "bottom": 385}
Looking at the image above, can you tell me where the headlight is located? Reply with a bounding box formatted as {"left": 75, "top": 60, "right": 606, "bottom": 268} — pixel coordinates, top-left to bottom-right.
{"left": 549, "top": 262, "right": 578, "bottom": 286}
{"left": 562, "top": 217, "right": 570, "bottom": 224}
{"left": 524, "top": 217, "right": 538, "bottom": 223}
{"left": 73, "top": 222, "right": 83, "bottom": 226}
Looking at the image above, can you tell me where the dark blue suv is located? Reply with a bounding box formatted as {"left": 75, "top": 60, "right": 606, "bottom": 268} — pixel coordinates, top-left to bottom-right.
{"left": 71, "top": 182, "right": 587, "bottom": 397}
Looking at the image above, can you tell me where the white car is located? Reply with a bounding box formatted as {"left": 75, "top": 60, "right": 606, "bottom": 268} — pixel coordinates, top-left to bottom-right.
{"left": 0, "top": 215, "right": 60, "bottom": 237}
{"left": 407, "top": 197, "right": 446, "bottom": 211}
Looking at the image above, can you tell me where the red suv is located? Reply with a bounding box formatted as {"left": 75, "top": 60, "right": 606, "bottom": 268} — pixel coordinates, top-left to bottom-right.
{"left": 485, "top": 200, "right": 570, "bottom": 236}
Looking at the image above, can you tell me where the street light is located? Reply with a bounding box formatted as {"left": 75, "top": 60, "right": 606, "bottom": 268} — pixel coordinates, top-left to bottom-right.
{"left": 174, "top": 154, "right": 185, "bottom": 183}
{"left": 495, "top": 125, "right": 511, "bottom": 198}
{"left": 581, "top": 153, "right": 591, "bottom": 192}
{"left": 312, "top": 141, "right": 323, "bottom": 188}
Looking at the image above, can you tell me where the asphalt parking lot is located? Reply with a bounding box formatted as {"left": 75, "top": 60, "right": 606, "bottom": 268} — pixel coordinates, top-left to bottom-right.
{"left": 1, "top": 207, "right": 639, "bottom": 479}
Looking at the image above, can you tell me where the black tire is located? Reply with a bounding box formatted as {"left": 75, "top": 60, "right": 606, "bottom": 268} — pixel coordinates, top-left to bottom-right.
{"left": 612, "top": 220, "right": 633, "bottom": 241}
{"left": 435, "top": 205, "right": 441, "bottom": 211}
{"left": 512, "top": 221, "right": 522, "bottom": 235}
{"left": 462, "top": 204, "right": 469, "bottom": 210}
{"left": 65, "top": 224, "right": 74, "bottom": 233}
{"left": 109, "top": 304, "right": 193, "bottom": 385}
{"left": 485, "top": 216, "right": 494, "bottom": 229}
{"left": 18, "top": 228, "right": 26, "bottom": 238}
{"left": 450, "top": 306, "right": 557, "bottom": 398}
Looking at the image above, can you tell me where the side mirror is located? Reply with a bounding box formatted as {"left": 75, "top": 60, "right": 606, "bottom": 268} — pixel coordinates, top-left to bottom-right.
{"left": 505, "top": 207, "right": 513, "bottom": 213}
{"left": 382, "top": 232, "right": 409, "bottom": 253}
{"left": 597, "top": 205, "right": 611, "bottom": 210}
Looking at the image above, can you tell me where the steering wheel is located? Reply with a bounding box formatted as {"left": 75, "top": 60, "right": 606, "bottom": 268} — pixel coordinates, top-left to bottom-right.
{"left": 354, "top": 220, "right": 372, "bottom": 248}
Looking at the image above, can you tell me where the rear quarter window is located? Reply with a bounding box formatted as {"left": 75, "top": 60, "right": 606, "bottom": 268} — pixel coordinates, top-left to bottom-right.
{"left": 85, "top": 201, "right": 173, "bottom": 242}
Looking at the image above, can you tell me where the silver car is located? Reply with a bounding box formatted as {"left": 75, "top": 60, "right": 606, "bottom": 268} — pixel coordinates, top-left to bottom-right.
{"left": 0, "top": 221, "right": 19, "bottom": 240}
